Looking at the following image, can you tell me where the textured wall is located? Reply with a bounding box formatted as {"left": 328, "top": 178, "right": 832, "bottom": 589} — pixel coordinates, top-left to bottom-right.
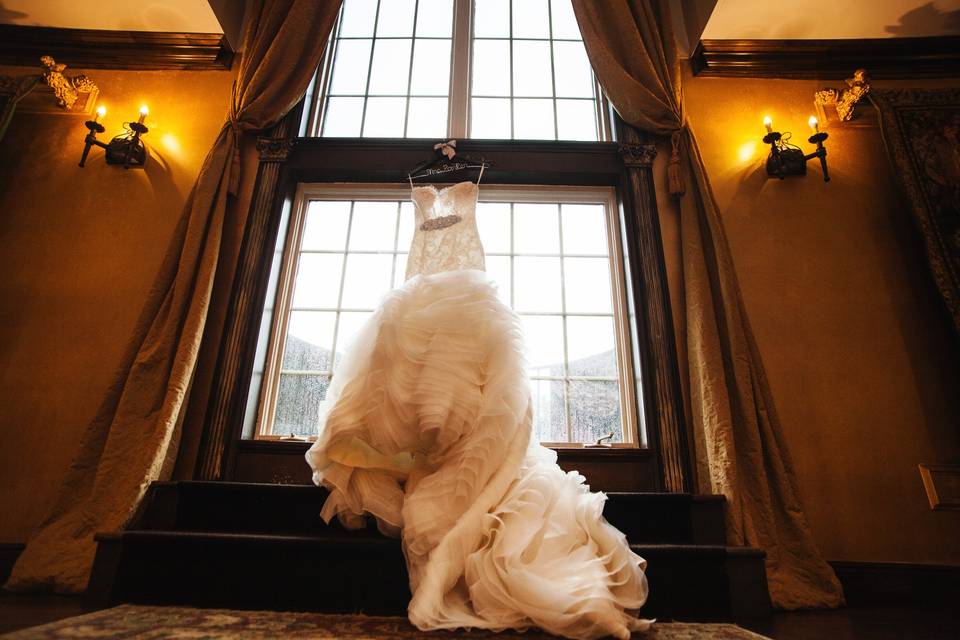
{"left": 0, "top": 66, "right": 233, "bottom": 542}
{"left": 667, "top": 72, "right": 960, "bottom": 564}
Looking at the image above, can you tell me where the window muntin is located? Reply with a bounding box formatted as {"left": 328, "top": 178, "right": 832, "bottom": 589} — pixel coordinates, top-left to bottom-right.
{"left": 247, "top": 184, "right": 640, "bottom": 447}
{"left": 312, "top": 0, "right": 605, "bottom": 141}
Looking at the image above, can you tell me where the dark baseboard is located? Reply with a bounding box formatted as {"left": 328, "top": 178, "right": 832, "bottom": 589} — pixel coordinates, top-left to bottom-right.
{"left": 692, "top": 36, "right": 960, "bottom": 79}
{"left": 830, "top": 560, "right": 960, "bottom": 607}
{"left": 0, "top": 543, "right": 25, "bottom": 585}
{"left": 0, "top": 25, "right": 233, "bottom": 71}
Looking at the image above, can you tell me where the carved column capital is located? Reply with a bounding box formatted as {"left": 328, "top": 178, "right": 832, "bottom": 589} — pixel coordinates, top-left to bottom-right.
{"left": 256, "top": 137, "right": 294, "bottom": 163}
{"left": 618, "top": 142, "right": 657, "bottom": 168}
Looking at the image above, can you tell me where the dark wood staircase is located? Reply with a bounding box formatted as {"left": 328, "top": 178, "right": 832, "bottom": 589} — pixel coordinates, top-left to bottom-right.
{"left": 88, "top": 481, "right": 771, "bottom": 621}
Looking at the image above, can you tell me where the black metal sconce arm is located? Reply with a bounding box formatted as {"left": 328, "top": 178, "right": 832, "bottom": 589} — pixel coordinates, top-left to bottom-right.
{"left": 764, "top": 130, "right": 830, "bottom": 182}
{"left": 79, "top": 119, "right": 149, "bottom": 169}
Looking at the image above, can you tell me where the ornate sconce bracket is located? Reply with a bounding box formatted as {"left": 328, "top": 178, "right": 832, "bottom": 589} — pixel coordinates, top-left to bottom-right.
{"left": 815, "top": 68, "right": 871, "bottom": 125}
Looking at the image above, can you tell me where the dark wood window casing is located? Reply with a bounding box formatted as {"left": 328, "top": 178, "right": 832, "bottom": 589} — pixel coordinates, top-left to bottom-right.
{"left": 193, "top": 103, "right": 691, "bottom": 493}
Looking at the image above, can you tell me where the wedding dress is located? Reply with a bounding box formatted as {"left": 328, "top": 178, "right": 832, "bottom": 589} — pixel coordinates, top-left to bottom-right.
{"left": 305, "top": 180, "right": 651, "bottom": 639}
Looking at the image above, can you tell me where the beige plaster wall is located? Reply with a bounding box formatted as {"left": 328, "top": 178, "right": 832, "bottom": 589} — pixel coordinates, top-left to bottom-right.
{"left": 0, "top": 66, "right": 233, "bottom": 542}
{"left": 670, "top": 71, "right": 960, "bottom": 564}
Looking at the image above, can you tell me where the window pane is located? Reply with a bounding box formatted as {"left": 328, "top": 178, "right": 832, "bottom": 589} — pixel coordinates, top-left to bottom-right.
{"left": 556, "top": 99, "right": 597, "bottom": 141}
{"left": 520, "top": 315, "right": 565, "bottom": 375}
{"left": 274, "top": 374, "right": 329, "bottom": 437}
{"left": 530, "top": 378, "right": 566, "bottom": 443}
{"left": 474, "top": 0, "right": 509, "bottom": 37}
{"left": 485, "top": 255, "right": 511, "bottom": 305}
{"left": 397, "top": 202, "right": 415, "bottom": 250}
{"left": 513, "top": 0, "right": 550, "bottom": 38}
{"left": 284, "top": 311, "right": 336, "bottom": 371}
{"left": 513, "top": 41, "right": 553, "bottom": 98}
{"left": 376, "top": 0, "right": 416, "bottom": 36}
{"left": 416, "top": 0, "right": 454, "bottom": 36}
{"left": 470, "top": 98, "right": 511, "bottom": 138}
{"left": 340, "top": 0, "right": 377, "bottom": 37}
{"left": 514, "top": 203, "right": 559, "bottom": 254}
{"left": 323, "top": 97, "right": 364, "bottom": 137}
{"left": 340, "top": 253, "right": 394, "bottom": 308}
{"left": 514, "top": 256, "right": 562, "bottom": 312}
{"left": 513, "top": 98, "right": 555, "bottom": 140}
{"left": 368, "top": 40, "right": 412, "bottom": 95}
{"left": 553, "top": 41, "right": 593, "bottom": 98}
{"left": 561, "top": 204, "right": 607, "bottom": 255}
{"left": 336, "top": 311, "right": 374, "bottom": 360}
{"left": 566, "top": 315, "right": 616, "bottom": 376}
{"left": 393, "top": 253, "right": 409, "bottom": 288}
{"left": 407, "top": 97, "right": 448, "bottom": 138}
{"left": 292, "top": 253, "right": 343, "bottom": 308}
{"left": 410, "top": 39, "right": 451, "bottom": 95}
{"left": 550, "top": 0, "right": 581, "bottom": 39}
{"left": 349, "top": 202, "right": 398, "bottom": 251}
{"left": 363, "top": 97, "right": 407, "bottom": 137}
{"left": 569, "top": 380, "right": 622, "bottom": 444}
{"left": 564, "top": 257, "right": 612, "bottom": 313}
{"left": 476, "top": 202, "right": 511, "bottom": 253}
{"left": 472, "top": 40, "right": 510, "bottom": 96}
{"left": 303, "top": 201, "right": 351, "bottom": 251}
{"left": 329, "top": 39, "right": 372, "bottom": 95}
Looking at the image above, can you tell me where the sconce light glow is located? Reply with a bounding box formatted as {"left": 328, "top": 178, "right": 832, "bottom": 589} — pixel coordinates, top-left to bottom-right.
{"left": 738, "top": 140, "right": 758, "bottom": 163}
{"left": 763, "top": 115, "right": 773, "bottom": 133}
{"left": 808, "top": 115, "right": 819, "bottom": 132}
{"left": 96, "top": 105, "right": 106, "bottom": 118}
{"left": 139, "top": 105, "right": 149, "bottom": 116}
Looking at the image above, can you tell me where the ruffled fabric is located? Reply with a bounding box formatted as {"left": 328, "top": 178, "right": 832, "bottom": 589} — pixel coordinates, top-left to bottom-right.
{"left": 306, "top": 269, "right": 650, "bottom": 639}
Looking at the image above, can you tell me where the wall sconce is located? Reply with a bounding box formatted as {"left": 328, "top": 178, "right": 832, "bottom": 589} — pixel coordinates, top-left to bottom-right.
{"left": 79, "top": 104, "right": 149, "bottom": 169}
{"left": 762, "top": 115, "right": 830, "bottom": 182}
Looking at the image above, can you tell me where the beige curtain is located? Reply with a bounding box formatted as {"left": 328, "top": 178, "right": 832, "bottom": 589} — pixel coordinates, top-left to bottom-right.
{"left": 5, "top": 0, "right": 341, "bottom": 594}
{"left": 572, "top": 0, "right": 845, "bottom": 609}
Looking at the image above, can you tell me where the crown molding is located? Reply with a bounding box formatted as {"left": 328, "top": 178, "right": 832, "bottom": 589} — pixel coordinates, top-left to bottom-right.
{"left": 0, "top": 25, "right": 233, "bottom": 71}
{"left": 691, "top": 36, "right": 960, "bottom": 79}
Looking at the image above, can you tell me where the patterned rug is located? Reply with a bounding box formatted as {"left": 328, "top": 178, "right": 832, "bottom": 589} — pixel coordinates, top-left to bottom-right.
{"left": 2, "top": 605, "right": 771, "bottom": 639}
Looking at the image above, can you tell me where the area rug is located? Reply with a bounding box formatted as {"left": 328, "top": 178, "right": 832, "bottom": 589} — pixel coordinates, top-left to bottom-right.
{"left": 873, "top": 88, "right": 960, "bottom": 336}
{"left": 2, "top": 604, "right": 771, "bottom": 639}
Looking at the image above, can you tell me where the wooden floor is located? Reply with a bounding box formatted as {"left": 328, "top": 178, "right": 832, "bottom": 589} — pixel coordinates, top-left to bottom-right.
{"left": 1, "top": 593, "right": 958, "bottom": 639}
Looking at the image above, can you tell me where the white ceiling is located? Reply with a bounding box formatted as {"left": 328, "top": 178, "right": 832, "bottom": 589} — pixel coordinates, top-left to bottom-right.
{"left": 0, "top": 0, "right": 223, "bottom": 32}
{"left": 701, "top": 0, "right": 960, "bottom": 40}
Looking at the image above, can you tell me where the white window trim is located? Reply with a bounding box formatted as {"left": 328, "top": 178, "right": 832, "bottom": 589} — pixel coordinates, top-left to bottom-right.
{"left": 253, "top": 182, "right": 641, "bottom": 448}
{"left": 303, "top": 0, "right": 613, "bottom": 141}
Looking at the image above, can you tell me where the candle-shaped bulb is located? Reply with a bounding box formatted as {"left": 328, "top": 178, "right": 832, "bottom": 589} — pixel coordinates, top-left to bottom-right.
{"left": 763, "top": 116, "right": 773, "bottom": 133}
{"left": 94, "top": 105, "right": 106, "bottom": 122}
{"left": 808, "top": 115, "right": 819, "bottom": 133}
{"left": 138, "top": 104, "right": 149, "bottom": 124}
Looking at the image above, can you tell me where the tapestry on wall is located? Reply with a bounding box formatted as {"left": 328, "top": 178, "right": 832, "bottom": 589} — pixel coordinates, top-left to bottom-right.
{"left": 873, "top": 89, "right": 960, "bottom": 337}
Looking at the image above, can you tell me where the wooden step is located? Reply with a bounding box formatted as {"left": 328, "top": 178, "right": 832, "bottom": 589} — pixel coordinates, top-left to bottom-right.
{"left": 88, "top": 530, "right": 770, "bottom": 621}
{"left": 135, "top": 481, "right": 727, "bottom": 545}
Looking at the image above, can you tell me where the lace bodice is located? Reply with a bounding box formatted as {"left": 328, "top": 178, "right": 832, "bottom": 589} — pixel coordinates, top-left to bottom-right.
{"left": 406, "top": 181, "right": 485, "bottom": 280}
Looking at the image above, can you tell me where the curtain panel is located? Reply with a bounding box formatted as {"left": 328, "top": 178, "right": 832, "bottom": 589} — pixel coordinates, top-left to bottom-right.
{"left": 5, "top": 0, "right": 341, "bottom": 593}
{"left": 571, "top": 0, "right": 844, "bottom": 609}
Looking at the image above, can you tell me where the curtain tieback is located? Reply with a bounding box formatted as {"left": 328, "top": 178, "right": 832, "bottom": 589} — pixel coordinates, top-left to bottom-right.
{"left": 668, "top": 130, "right": 685, "bottom": 198}
{"left": 227, "top": 112, "right": 242, "bottom": 196}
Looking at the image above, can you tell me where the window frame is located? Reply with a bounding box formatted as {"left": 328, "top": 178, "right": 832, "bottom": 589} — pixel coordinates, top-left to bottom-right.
{"left": 300, "top": 0, "right": 614, "bottom": 142}
{"left": 252, "top": 182, "right": 642, "bottom": 448}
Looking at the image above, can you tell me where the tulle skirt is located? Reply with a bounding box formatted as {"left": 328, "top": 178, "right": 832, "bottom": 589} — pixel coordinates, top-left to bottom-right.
{"left": 305, "top": 269, "right": 651, "bottom": 639}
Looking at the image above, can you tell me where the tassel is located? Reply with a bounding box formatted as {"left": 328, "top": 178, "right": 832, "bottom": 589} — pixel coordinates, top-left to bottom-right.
{"left": 668, "top": 130, "right": 685, "bottom": 197}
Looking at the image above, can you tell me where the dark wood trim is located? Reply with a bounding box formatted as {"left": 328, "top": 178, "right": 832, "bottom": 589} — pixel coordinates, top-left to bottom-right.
{"left": 194, "top": 117, "right": 298, "bottom": 481}
{"left": 0, "top": 25, "right": 233, "bottom": 71}
{"left": 829, "top": 561, "right": 960, "bottom": 607}
{"left": 232, "top": 440, "right": 657, "bottom": 492}
{"left": 691, "top": 36, "right": 960, "bottom": 79}
{"left": 0, "top": 542, "right": 25, "bottom": 585}
{"left": 616, "top": 124, "right": 691, "bottom": 493}
{"left": 197, "top": 131, "right": 688, "bottom": 492}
